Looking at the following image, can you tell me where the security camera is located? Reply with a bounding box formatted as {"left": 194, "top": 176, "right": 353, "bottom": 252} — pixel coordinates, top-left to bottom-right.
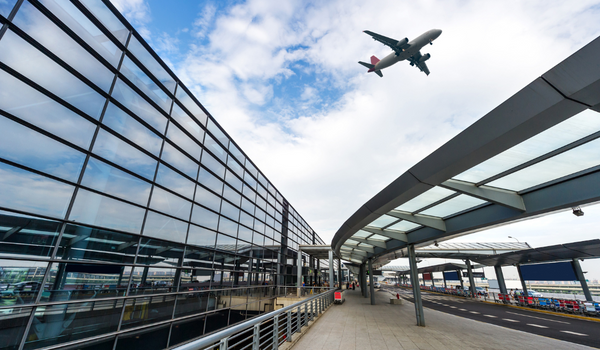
{"left": 572, "top": 207, "right": 584, "bottom": 217}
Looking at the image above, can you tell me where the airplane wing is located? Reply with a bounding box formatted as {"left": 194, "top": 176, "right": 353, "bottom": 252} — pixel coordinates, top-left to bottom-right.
{"left": 363, "top": 30, "right": 409, "bottom": 55}
{"left": 409, "top": 51, "right": 430, "bottom": 76}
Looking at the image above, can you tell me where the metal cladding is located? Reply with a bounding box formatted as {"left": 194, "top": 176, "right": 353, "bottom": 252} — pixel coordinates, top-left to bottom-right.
{"left": 333, "top": 35, "right": 600, "bottom": 266}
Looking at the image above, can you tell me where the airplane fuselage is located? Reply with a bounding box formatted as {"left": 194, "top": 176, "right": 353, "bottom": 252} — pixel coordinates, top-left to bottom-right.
{"left": 374, "top": 29, "right": 442, "bottom": 71}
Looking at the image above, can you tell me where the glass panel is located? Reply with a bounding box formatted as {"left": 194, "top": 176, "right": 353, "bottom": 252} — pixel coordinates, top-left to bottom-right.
{"left": 120, "top": 296, "right": 175, "bottom": 329}
{"left": 0, "top": 259, "right": 46, "bottom": 305}
{"left": 175, "top": 88, "right": 207, "bottom": 126}
{"left": 190, "top": 205, "right": 219, "bottom": 231}
{"left": 69, "top": 189, "right": 145, "bottom": 233}
{"left": 39, "top": 0, "right": 122, "bottom": 67}
{"left": 207, "top": 119, "right": 229, "bottom": 148}
{"left": 197, "top": 167, "right": 223, "bottom": 194}
{"left": 456, "top": 110, "right": 600, "bottom": 183}
{"left": 386, "top": 221, "right": 421, "bottom": 232}
{"left": 155, "top": 163, "right": 195, "bottom": 199}
{"left": 367, "top": 215, "right": 397, "bottom": 228}
{"left": 228, "top": 142, "right": 245, "bottom": 165}
{"left": 81, "top": 157, "right": 152, "bottom": 206}
{"left": 0, "top": 69, "right": 96, "bottom": 149}
{"left": 79, "top": 0, "right": 128, "bottom": 44}
{"left": 160, "top": 142, "right": 198, "bottom": 180}
{"left": 128, "top": 266, "right": 177, "bottom": 295}
{"left": 102, "top": 103, "right": 162, "bottom": 156}
{"left": 487, "top": 137, "right": 600, "bottom": 191}
{"left": 239, "top": 211, "right": 253, "bottom": 229}
{"left": 0, "top": 116, "right": 86, "bottom": 182}
{"left": 226, "top": 157, "right": 244, "bottom": 178}
{"left": 194, "top": 185, "right": 221, "bottom": 212}
{"left": 0, "top": 306, "right": 31, "bottom": 350}
{"left": 170, "top": 314, "right": 205, "bottom": 344}
{"left": 13, "top": 2, "right": 114, "bottom": 91}
{"left": 243, "top": 172, "right": 257, "bottom": 190}
{"left": 0, "top": 0, "right": 17, "bottom": 17}
{"left": 237, "top": 224, "right": 252, "bottom": 243}
{"left": 218, "top": 217, "right": 238, "bottom": 237}
{"left": 115, "top": 325, "right": 169, "bottom": 350}
{"left": 142, "top": 210, "right": 188, "bottom": 243}
{"left": 171, "top": 103, "right": 204, "bottom": 143}
{"left": 92, "top": 128, "right": 157, "bottom": 180}
{"left": 42, "top": 263, "right": 129, "bottom": 302}
{"left": 395, "top": 186, "right": 456, "bottom": 213}
{"left": 222, "top": 184, "right": 241, "bottom": 205}
{"left": 56, "top": 224, "right": 138, "bottom": 264}
{"left": 0, "top": 162, "right": 74, "bottom": 218}
{"left": 245, "top": 162, "right": 258, "bottom": 179}
{"left": 0, "top": 211, "right": 61, "bottom": 259}
{"left": 182, "top": 249, "right": 214, "bottom": 271}
{"left": 0, "top": 30, "right": 105, "bottom": 118}
{"left": 111, "top": 78, "right": 167, "bottom": 134}
{"left": 136, "top": 237, "right": 184, "bottom": 267}
{"left": 127, "top": 36, "right": 176, "bottom": 93}
{"left": 24, "top": 300, "right": 123, "bottom": 349}
{"left": 419, "top": 194, "right": 487, "bottom": 217}
{"left": 187, "top": 224, "right": 216, "bottom": 248}
{"left": 149, "top": 187, "right": 192, "bottom": 221}
{"left": 220, "top": 201, "right": 239, "bottom": 222}
{"left": 203, "top": 134, "right": 227, "bottom": 162}
{"left": 215, "top": 234, "right": 236, "bottom": 252}
{"left": 167, "top": 123, "right": 201, "bottom": 159}
{"left": 201, "top": 152, "right": 225, "bottom": 179}
{"left": 120, "top": 55, "right": 171, "bottom": 112}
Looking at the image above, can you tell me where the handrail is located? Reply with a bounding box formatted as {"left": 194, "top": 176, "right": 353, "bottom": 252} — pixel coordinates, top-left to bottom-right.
{"left": 172, "top": 288, "right": 336, "bottom": 350}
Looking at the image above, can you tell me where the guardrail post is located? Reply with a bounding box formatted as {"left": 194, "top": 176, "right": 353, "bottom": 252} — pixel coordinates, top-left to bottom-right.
{"left": 310, "top": 300, "right": 314, "bottom": 321}
{"left": 296, "top": 306, "right": 301, "bottom": 332}
{"left": 272, "top": 314, "right": 279, "bottom": 350}
{"left": 304, "top": 303, "right": 308, "bottom": 325}
{"left": 286, "top": 311, "right": 292, "bottom": 342}
{"left": 252, "top": 324, "right": 260, "bottom": 350}
{"left": 219, "top": 337, "right": 228, "bottom": 350}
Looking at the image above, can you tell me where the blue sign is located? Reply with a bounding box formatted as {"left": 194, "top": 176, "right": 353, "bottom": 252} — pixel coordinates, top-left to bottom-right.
{"left": 443, "top": 271, "right": 460, "bottom": 280}
{"left": 520, "top": 261, "right": 577, "bottom": 281}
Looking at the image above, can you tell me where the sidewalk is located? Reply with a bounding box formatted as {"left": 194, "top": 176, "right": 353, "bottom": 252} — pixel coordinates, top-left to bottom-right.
{"left": 290, "top": 289, "right": 595, "bottom": 350}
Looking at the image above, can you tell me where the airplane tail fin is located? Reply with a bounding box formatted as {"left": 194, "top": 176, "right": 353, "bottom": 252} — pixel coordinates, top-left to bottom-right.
{"left": 374, "top": 70, "right": 383, "bottom": 77}
{"left": 370, "top": 55, "right": 380, "bottom": 65}
{"left": 358, "top": 61, "right": 383, "bottom": 77}
{"left": 358, "top": 61, "right": 374, "bottom": 69}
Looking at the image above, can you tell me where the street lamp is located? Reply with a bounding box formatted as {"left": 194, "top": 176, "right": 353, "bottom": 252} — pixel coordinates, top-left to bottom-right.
{"left": 508, "top": 236, "right": 520, "bottom": 243}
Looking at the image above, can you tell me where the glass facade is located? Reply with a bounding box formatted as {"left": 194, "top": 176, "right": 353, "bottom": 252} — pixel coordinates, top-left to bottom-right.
{"left": 0, "top": 1, "right": 327, "bottom": 349}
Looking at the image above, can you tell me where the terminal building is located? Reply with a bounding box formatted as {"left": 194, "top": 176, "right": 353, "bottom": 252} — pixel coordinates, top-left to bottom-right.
{"left": 0, "top": 0, "right": 329, "bottom": 349}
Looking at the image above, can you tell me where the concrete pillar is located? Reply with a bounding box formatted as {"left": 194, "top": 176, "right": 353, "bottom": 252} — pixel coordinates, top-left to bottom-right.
{"left": 328, "top": 250, "right": 334, "bottom": 290}
{"left": 297, "top": 249, "right": 302, "bottom": 297}
{"left": 368, "top": 258, "right": 375, "bottom": 305}
{"left": 465, "top": 259, "right": 476, "bottom": 297}
{"left": 516, "top": 264, "right": 528, "bottom": 297}
{"left": 572, "top": 259, "right": 593, "bottom": 302}
{"left": 408, "top": 244, "right": 425, "bottom": 327}
{"left": 494, "top": 265, "right": 507, "bottom": 294}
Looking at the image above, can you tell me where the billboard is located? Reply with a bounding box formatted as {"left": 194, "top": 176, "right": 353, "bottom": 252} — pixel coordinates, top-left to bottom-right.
{"left": 520, "top": 261, "right": 578, "bottom": 281}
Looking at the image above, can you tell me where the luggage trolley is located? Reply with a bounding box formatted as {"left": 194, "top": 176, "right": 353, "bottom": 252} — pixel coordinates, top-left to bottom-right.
{"left": 334, "top": 290, "right": 345, "bottom": 304}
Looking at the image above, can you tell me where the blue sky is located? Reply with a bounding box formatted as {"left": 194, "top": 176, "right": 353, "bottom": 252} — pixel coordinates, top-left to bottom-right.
{"left": 111, "top": 0, "right": 600, "bottom": 280}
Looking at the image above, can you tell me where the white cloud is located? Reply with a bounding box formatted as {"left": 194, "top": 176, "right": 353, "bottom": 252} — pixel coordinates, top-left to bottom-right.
{"left": 109, "top": 0, "right": 152, "bottom": 38}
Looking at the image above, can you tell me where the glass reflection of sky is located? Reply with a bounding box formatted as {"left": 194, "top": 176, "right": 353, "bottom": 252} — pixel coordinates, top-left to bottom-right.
{"left": 161, "top": 142, "right": 199, "bottom": 179}
{"left": 167, "top": 123, "right": 202, "bottom": 160}
{"left": 111, "top": 78, "right": 167, "bottom": 134}
{"left": 0, "top": 0, "right": 17, "bottom": 17}
{"left": 120, "top": 56, "right": 172, "bottom": 112}
{"left": 102, "top": 103, "right": 163, "bottom": 156}
{"left": 155, "top": 163, "right": 195, "bottom": 200}
{"left": 127, "top": 36, "right": 176, "bottom": 93}
{"left": 92, "top": 129, "right": 157, "bottom": 180}
{"left": 149, "top": 187, "right": 192, "bottom": 221}
{"left": 143, "top": 211, "right": 188, "bottom": 243}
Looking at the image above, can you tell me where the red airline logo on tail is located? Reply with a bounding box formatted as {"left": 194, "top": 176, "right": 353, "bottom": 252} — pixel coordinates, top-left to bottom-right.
{"left": 368, "top": 55, "right": 379, "bottom": 72}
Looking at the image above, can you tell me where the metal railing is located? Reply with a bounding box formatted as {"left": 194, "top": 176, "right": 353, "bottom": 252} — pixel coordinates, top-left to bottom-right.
{"left": 172, "top": 289, "right": 336, "bottom": 350}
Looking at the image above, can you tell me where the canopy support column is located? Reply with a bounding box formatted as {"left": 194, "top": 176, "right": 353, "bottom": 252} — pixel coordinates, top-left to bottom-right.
{"left": 572, "top": 259, "right": 593, "bottom": 301}
{"left": 457, "top": 270, "right": 464, "bottom": 289}
{"left": 516, "top": 264, "right": 528, "bottom": 296}
{"left": 297, "top": 249, "right": 302, "bottom": 297}
{"left": 494, "top": 265, "right": 507, "bottom": 295}
{"left": 431, "top": 273, "right": 435, "bottom": 287}
{"left": 328, "top": 250, "right": 334, "bottom": 290}
{"left": 465, "top": 259, "right": 476, "bottom": 297}
{"left": 443, "top": 272, "right": 447, "bottom": 289}
{"left": 368, "top": 258, "right": 375, "bottom": 305}
{"left": 362, "top": 263, "right": 368, "bottom": 298}
{"left": 338, "top": 258, "right": 343, "bottom": 288}
{"left": 408, "top": 244, "right": 425, "bottom": 326}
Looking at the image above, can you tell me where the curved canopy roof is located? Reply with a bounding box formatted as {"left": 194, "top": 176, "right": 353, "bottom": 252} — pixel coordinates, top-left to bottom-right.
{"left": 333, "top": 35, "right": 600, "bottom": 266}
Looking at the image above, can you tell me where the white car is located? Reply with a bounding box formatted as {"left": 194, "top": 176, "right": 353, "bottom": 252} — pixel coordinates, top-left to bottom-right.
{"left": 374, "top": 282, "right": 381, "bottom": 288}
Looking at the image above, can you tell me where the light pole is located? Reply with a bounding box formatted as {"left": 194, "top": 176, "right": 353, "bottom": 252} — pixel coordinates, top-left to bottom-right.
{"left": 508, "top": 236, "right": 520, "bottom": 243}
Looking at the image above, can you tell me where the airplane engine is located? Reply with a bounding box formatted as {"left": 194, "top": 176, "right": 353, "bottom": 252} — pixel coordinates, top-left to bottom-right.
{"left": 418, "top": 53, "right": 431, "bottom": 62}
{"left": 395, "top": 38, "right": 409, "bottom": 48}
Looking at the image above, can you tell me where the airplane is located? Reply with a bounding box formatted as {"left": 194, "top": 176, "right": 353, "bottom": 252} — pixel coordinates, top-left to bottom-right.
{"left": 359, "top": 29, "right": 442, "bottom": 77}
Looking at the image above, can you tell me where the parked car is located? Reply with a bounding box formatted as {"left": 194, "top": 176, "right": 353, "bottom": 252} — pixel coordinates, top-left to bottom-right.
{"left": 475, "top": 287, "right": 488, "bottom": 296}
{"left": 514, "top": 290, "right": 543, "bottom": 297}
{"left": 374, "top": 282, "right": 381, "bottom": 288}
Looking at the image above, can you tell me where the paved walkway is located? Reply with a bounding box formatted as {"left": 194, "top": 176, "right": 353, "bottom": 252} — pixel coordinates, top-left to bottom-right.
{"left": 291, "top": 289, "right": 595, "bottom": 350}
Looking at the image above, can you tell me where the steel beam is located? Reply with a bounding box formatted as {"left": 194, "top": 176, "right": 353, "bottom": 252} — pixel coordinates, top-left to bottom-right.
{"left": 328, "top": 250, "right": 334, "bottom": 290}
{"left": 351, "top": 237, "right": 387, "bottom": 249}
{"left": 387, "top": 210, "right": 446, "bottom": 231}
{"left": 408, "top": 245, "right": 425, "bottom": 326}
{"left": 465, "top": 259, "right": 476, "bottom": 297}
{"left": 572, "top": 259, "right": 593, "bottom": 301}
{"left": 368, "top": 258, "right": 375, "bottom": 305}
{"left": 441, "top": 179, "right": 526, "bottom": 211}
{"left": 494, "top": 265, "right": 507, "bottom": 294}
{"left": 362, "top": 227, "right": 408, "bottom": 242}
{"left": 516, "top": 264, "right": 529, "bottom": 296}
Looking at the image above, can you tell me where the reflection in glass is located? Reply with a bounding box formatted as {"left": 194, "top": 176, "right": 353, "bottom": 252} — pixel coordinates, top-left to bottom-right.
{"left": 155, "top": 163, "right": 195, "bottom": 199}
{"left": 203, "top": 134, "right": 227, "bottom": 162}
{"left": 228, "top": 142, "right": 245, "bottom": 166}
{"left": 56, "top": 224, "right": 139, "bottom": 264}
{"left": 0, "top": 69, "right": 96, "bottom": 149}
{"left": 42, "top": 263, "right": 129, "bottom": 302}
{"left": 136, "top": 237, "right": 184, "bottom": 267}
{"left": 120, "top": 56, "right": 171, "bottom": 112}
{"left": 201, "top": 152, "right": 225, "bottom": 179}
{"left": 111, "top": 77, "right": 168, "bottom": 133}
{"left": 69, "top": 189, "right": 145, "bottom": 234}
{"left": 166, "top": 123, "right": 201, "bottom": 159}
{"left": 169, "top": 315, "right": 205, "bottom": 346}
{"left": 171, "top": 103, "right": 204, "bottom": 143}
{"left": 102, "top": 103, "right": 162, "bottom": 156}
{"left": 215, "top": 233, "right": 236, "bottom": 252}
{"left": 190, "top": 205, "right": 219, "bottom": 231}
{"left": 220, "top": 201, "right": 240, "bottom": 222}
{"left": 222, "top": 184, "right": 241, "bottom": 205}
{"left": 0, "top": 259, "right": 46, "bottom": 306}
{"left": 175, "top": 88, "right": 207, "bottom": 126}
{"left": 115, "top": 325, "right": 169, "bottom": 350}
{"left": 127, "top": 36, "right": 176, "bottom": 93}
{"left": 186, "top": 224, "right": 216, "bottom": 249}
{"left": 142, "top": 211, "right": 188, "bottom": 243}
{"left": 79, "top": 0, "right": 128, "bottom": 44}
{"left": 128, "top": 266, "right": 177, "bottom": 295}
{"left": 0, "top": 162, "right": 74, "bottom": 219}
{"left": 0, "top": 30, "right": 106, "bottom": 119}
{"left": 420, "top": 194, "right": 487, "bottom": 217}
{"left": 149, "top": 187, "right": 192, "bottom": 221}
{"left": 194, "top": 185, "right": 221, "bottom": 212}
{"left": 13, "top": 2, "right": 115, "bottom": 92}
{"left": 0, "top": 306, "right": 31, "bottom": 350}
{"left": 160, "top": 142, "right": 198, "bottom": 179}
{"left": 92, "top": 129, "right": 157, "bottom": 180}
{"left": 24, "top": 300, "right": 123, "bottom": 349}
{"left": 81, "top": 157, "right": 152, "bottom": 206}
{"left": 182, "top": 249, "right": 214, "bottom": 271}
{"left": 207, "top": 119, "right": 229, "bottom": 148}
{"left": 120, "top": 296, "right": 175, "bottom": 329}
{"left": 0, "top": 211, "right": 62, "bottom": 259}
{"left": 0, "top": 0, "right": 17, "bottom": 17}
{"left": 198, "top": 168, "right": 223, "bottom": 195}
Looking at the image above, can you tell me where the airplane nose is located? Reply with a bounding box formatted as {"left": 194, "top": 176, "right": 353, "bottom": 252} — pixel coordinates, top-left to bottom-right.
{"left": 435, "top": 29, "right": 442, "bottom": 38}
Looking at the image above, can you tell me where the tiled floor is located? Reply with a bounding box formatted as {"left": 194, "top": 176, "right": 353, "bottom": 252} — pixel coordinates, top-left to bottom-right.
{"left": 291, "top": 289, "right": 594, "bottom": 350}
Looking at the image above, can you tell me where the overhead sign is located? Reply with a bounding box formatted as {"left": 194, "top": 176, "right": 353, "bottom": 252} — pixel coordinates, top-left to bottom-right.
{"left": 423, "top": 273, "right": 432, "bottom": 280}
{"left": 462, "top": 272, "right": 485, "bottom": 278}
{"left": 443, "top": 271, "right": 460, "bottom": 280}
{"left": 520, "top": 261, "right": 577, "bottom": 281}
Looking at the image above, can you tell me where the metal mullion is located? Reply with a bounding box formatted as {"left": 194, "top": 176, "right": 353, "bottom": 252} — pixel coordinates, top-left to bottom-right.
{"left": 0, "top": 157, "right": 80, "bottom": 188}
{"left": 28, "top": 0, "right": 117, "bottom": 73}
{"left": 172, "top": 98, "right": 208, "bottom": 129}
{"left": 6, "top": 21, "right": 111, "bottom": 99}
{"left": 115, "top": 72, "right": 170, "bottom": 120}
{"left": 167, "top": 111, "right": 209, "bottom": 149}
{"left": 97, "top": 122, "right": 162, "bottom": 163}
{"left": 69, "top": 0, "right": 128, "bottom": 52}
{"left": 103, "top": 96, "right": 166, "bottom": 137}
{"left": 412, "top": 192, "right": 461, "bottom": 215}
{"left": 123, "top": 50, "right": 174, "bottom": 100}
{"left": 476, "top": 129, "right": 600, "bottom": 187}
{"left": 0, "top": 62, "right": 102, "bottom": 124}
